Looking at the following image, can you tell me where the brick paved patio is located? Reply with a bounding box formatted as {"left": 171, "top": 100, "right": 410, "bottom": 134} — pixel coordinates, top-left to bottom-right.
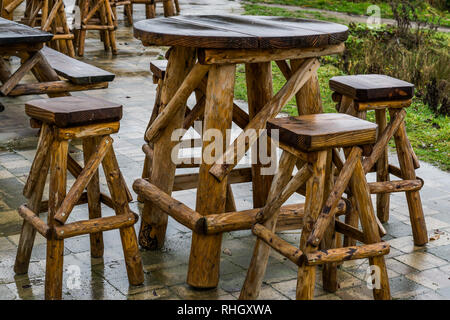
{"left": 0, "top": 0, "right": 449, "bottom": 300}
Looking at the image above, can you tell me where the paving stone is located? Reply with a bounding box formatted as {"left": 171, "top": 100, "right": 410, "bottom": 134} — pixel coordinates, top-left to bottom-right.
{"left": 394, "top": 252, "right": 448, "bottom": 271}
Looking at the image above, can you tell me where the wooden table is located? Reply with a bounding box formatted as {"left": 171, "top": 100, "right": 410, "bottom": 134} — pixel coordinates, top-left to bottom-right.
{"left": 0, "top": 17, "right": 113, "bottom": 100}
{"left": 133, "top": 15, "right": 348, "bottom": 289}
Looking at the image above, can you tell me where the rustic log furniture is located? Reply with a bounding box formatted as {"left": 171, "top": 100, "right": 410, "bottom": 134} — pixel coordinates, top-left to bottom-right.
{"left": 146, "top": 0, "right": 179, "bottom": 18}
{"left": 139, "top": 59, "right": 250, "bottom": 202}
{"left": 0, "top": 19, "right": 114, "bottom": 98}
{"left": 3, "top": 0, "right": 75, "bottom": 56}
{"left": 74, "top": 0, "right": 117, "bottom": 56}
{"left": 239, "top": 113, "right": 391, "bottom": 300}
{"left": 110, "top": 0, "right": 133, "bottom": 26}
{"left": 330, "top": 74, "right": 427, "bottom": 246}
{"left": 14, "top": 96, "right": 144, "bottom": 300}
{"left": 133, "top": 15, "right": 349, "bottom": 289}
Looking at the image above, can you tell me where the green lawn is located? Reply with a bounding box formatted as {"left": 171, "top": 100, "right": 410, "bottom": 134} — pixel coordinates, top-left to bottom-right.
{"left": 244, "top": 0, "right": 450, "bottom": 27}
{"left": 236, "top": 4, "right": 450, "bottom": 171}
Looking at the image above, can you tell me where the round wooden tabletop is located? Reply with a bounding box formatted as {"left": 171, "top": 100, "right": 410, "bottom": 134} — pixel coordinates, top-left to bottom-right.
{"left": 134, "top": 15, "right": 348, "bottom": 49}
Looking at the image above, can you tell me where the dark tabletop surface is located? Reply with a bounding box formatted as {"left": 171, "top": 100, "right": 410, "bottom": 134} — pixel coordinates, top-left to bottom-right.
{"left": 134, "top": 15, "right": 349, "bottom": 49}
{"left": 0, "top": 17, "right": 53, "bottom": 46}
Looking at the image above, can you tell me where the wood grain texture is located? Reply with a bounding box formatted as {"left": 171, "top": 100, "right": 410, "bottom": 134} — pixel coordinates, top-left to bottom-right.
{"left": 209, "top": 58, "right": 320, "bottom": 181}
{"left": 139, "top": 46, "right": 196, "bottom": 250}
{"left": 41, "top": 46, "right": 115, "bottom": 84}
{"left": 25, "top": 96, "right": 122, "bottom": 127}
{"left": 187, "top": 63, "right": 236, "bottom": 289}
{"left": 267, "top": 113, "right": 377, "bottom": 152}
{"left": 240, "top": 151, "right": 297, "bottom": 300}
{"left": 330, "top": 74, "right": 414, "bottom": 101}
{"left": 134, "top": 15, "right": 348, "bottom": 49}
{"left": 245, "top": 62, "right": 273, "bottom": 208}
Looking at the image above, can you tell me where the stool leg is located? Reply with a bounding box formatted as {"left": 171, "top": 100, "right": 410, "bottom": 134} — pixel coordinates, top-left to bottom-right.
{"left": 245, "top": 62, "right": 274, "bottom": 208}
{"left": 83, "top": 137, "right": 104, "bottom": 258}
{"left": 321, "top": 150, "right": 338, "bottom": 293}
{"left": 77, "top": 0, "right": 88, "bottom": 56}
{"left": 138, "top": 47, "right": 195, "bottom": 249}
{"left": 45, "top": 139, "right": 68, "bottom": 300}
{"left": 14, "top": 147, "right": 51, "bottom": 274}
{"left": 375, "top": 109, "right": 390, "bottom": 223}
{"left": 187, "top": 64, "right": 236, "bottom": 289}
{"left": 296, "top": 150, "right": 327, "bottom": 300}
{"left": 102, "top": 143, "right": 144, "bottom": 285}
{"left": 146, "top": 2, "right": 155, "bottom": 18}
{"left": 349, "top": 158, "right": 390, "bottom": 300}
{"left": 162, "top": 0, "right": 174, "bottom": 17}
{"left": 390, "top": 111, "right": 428, "bottom": 246}
{"left": 240, "top": 151, "right": 297, "bottom": 300}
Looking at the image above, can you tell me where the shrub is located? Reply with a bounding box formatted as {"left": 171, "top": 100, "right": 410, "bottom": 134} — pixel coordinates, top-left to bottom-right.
{"left": 333, "top": 0, "right": 450, "bottom": 115}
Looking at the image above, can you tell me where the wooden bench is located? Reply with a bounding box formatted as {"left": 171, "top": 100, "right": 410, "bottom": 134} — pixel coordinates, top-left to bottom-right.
{"left": 41, "top": 46, "right": 115, "bottom": 85}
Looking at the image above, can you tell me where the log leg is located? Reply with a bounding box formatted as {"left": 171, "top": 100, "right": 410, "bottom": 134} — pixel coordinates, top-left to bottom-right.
{"left": 290, "top": 59, "right": 323, "bottom": 115}
{"left": 162, "top": 0, "right": 174, "bottom": 16}
{"left": 139, "top": 77, "right": 162, "bottom": 201}
{"left": 101, "top": 142, "right": 144, "bottom": 285}
{"left": 321, "top": 150, "right": 338, "bottom": 293}
{"left": 146, "top": 2, "right": 155, "bottom": 18}
{"left": 45, "top": 139, "right": 68, "bottom": 300}
{"left": 390, "top": 110, "right": 428, "bottom": 246}
{"left": 77, "top": 0, "right": 88, "bottom": 56}
{"left": 245, "top": 62, "right": 274, "bottom": 208}
{"left": 376, "top": 109, "right": 390, "bottom": 223}
{"left": 138, "top": 47, "right": 196, "bottom": 249}
{"left": 240, "top": 151, "right": 297, "bottom": 299}
{"left": 82, "top": 137, "right": 104, "bottom": 258}
{"left": 187, "top": 64, "right": 236, "bottom": 288}
{"left": 14, "top": 130, "right": 52, "bottom": 274}
{"left": 296, "top": 151, "right": 327, "bottom": 300}
{"left": 349, "top": 158, "right": 391, "bottom": 300}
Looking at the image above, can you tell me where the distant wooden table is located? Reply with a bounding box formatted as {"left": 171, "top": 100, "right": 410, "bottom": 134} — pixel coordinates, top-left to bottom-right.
{"left": 0, "top": 18, "right": 68, "bottom": 98}
{"left": 133, "top": 15, "right": 348, "bottom": 289}
{"left": 0, "top": 18, "right": 114, "bottom": 100}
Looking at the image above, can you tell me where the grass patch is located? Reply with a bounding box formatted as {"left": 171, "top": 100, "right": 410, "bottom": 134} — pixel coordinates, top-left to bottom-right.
{"left": 238, "top": 4, "right": 450, "bottom": 171}
{"left": 244, "top": 0, "right": 450, "bottom": 27}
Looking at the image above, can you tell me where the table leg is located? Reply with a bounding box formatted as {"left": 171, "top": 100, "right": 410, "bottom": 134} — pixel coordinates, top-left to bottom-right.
{"left": 187, "top": 64, "right": 236, "bottom": 288}
{"left": 138, "top": 46, "right": 195, "bottom": 249}
{"left": 245, "top": 62, "right": 274, "bottom": 208}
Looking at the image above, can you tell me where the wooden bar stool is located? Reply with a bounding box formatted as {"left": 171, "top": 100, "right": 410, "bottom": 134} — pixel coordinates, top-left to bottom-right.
{"left": 74, "top": 0, "right": 117, "bottom": 56}
{"left": 14, "top": 96, "right": 144, "bottom": 300}
{"left": 240, "top": 113, "right": 391, "bottom": 300}
{"left": 330, "top": 75, "right": 427, "bottom": 246}
{"left": 110, "top": 0, "right": 132, "bottom": 26}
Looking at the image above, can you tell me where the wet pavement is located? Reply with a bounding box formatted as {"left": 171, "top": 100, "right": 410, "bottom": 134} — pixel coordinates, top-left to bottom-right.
{"left": 0, "top": 0, "right": 449, "bottom": 300}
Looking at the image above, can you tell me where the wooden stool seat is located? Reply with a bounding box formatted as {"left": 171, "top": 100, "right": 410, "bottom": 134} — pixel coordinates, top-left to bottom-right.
{"left": 150, "top": 60, "right": 167, "bottom": 80}
{"left": 240, "top": 115, "right": 391, "bottom": 300}
{"left": 267, "top": 113, "right": 377, "bottom": 151}
{"left": 330, "top": 74, "right": 414, "bottom": 101}
{"left": 25, "top": 96, "right": 122, "bottom": 127}
{"left": 15, "top": 96, "right": 144, "bottom": 299}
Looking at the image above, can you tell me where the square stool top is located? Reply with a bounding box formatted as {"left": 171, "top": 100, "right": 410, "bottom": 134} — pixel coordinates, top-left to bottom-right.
{"left": 267, "top": 113, "right": 378, "bottom": 152}
{"left": 25, "top": 96, "right": 123, "bottom": 128}
{"left": 329, "top": 74, "right": 414, "bottom": 101}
